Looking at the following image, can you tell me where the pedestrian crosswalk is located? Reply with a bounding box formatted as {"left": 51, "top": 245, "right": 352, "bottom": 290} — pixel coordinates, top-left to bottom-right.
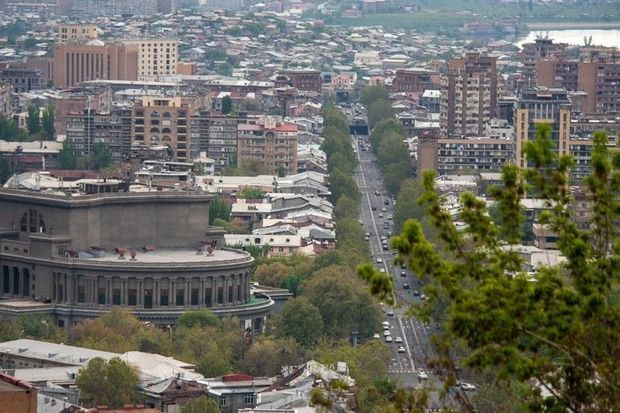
{"left": 389, "top": 368, "right": 415, "bottom": 374}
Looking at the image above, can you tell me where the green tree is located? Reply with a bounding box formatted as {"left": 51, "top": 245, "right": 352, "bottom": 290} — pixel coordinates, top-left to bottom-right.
{"left": 0, "top": 156, "right": 12, "bottom": 184}
{"left": 382, "top": 125, "right": 620, "bottom": 411}
{"left": 276, "top": 297, "right": 324, "bottom": 346}
{"left": 241, "top": 336, "right": 304, "bottom": 377}
{"left": 208, "top": 196, "right": 232, "bottom": 224}
{"left": 253, "top": 262, "right": 292, "bottom": 287}
{"left": 334, "top": 195, "right": 359, "bottom": 221}
{"left": 26, "top": 105, "right": 40, "bottom": 134}
{"left": 367, "top": 99, "right": 394, "bottom": 130}
{"left": 0, "top": 115, "right": 25, "bottom": 141}
{"left": 300, "top": 265, "right": 381, "bottom": 339}
{"left": 179, "top": 309, "right": 221, "bottom": 329}
{"left": 93, "top": 142, "right": 112, "bottom": 170}
{"left": 59, "top": 139, "right": 77, "bottom": 169}
{"left": 221, "top": 95, "right": 233, "bottom": 115}
{"left": 41, "top": 106, "right": 55, "bottom": 139}
{"left": 360, "top": 85, "right": 390, "bottom": 107}
{"left": 238, "top": 186, "right": 266, "bottom": 199}
{"left": 180, "top": 396, "right": 221, "bottom": 413}
{"left": 76, "top": 357, "right": 140, "bottom": 408}
{"left": 216, "top": 63, "right": 233, "bottom": 77}
{"left": 329, "top": 169, "right": 360, "bottom": 205}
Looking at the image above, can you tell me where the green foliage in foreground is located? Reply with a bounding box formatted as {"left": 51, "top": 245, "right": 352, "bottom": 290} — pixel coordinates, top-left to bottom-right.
{"left": 180, "top": 396, "right": 221, "bottom": 413}
{"left": 76, "top": 357, "right": 140, "bottom": 408}
{"left": 361, "top": 124, "right": 620, "bottom": 411}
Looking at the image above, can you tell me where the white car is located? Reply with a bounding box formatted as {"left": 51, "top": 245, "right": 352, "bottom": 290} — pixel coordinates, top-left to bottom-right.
{"left": 420, "top": 294, "right": 428, "bottom": 300}
{"left": 397, "top": 346, "right": 406, "bottom": 353}
{"left": 417, "top": 370, "right": 429, "bottom": 380}
{"left": 386, "top": 310, "right": 394, "bottom": 317}
{"left": 385, "top": 336, "right": 393, "bottom": 343}
{"left": 395, "top": 336, "right": 403, "bottom": 343}
{"left": 382, "top": 321, "right": 390, "bottom": 328}
{"left": 383, "top": 329, "right": 391, "bottom": 337}
{"left": 373, "top": 333, "right": 381, "bottom": 339}
{"left": 460, "top": 383, "right": 476, "bottom": 391}
{"left": 376, "top": 258, "right": 383, "bottom": 264}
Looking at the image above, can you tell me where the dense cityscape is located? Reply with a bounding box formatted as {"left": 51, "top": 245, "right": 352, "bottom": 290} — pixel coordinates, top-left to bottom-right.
{"left": 0, "top": 0, "right": 618, "bottom": 412}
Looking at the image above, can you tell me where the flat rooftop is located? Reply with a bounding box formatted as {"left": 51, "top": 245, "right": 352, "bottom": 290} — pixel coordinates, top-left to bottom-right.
{"left": 83, "top": 248, "right": 249, "bottom": 264}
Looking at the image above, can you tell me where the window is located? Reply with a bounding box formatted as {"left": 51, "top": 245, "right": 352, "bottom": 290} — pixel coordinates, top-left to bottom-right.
{"left": 219, "top": 397, "right": 227, "bottom": 407}
{"left": 217, "top": 287, "right": 223, "bottom": 304}
{"left": 78, "top": 286, "right": 85, "bottom": 303}
{"left": 228, "top": 286, "right": 234, "bottom": 303}
{"left": 144, "top": 289, "right": 153, "bottom": 308}
{"left": 3, "top": 266, "right": 9, "bottom": 293}
{"left": 112, "top": 289, "right": 121, "bottom": 305}
{"left": 128, "top": 289, "right": 137, "bottom": 306}
{"left": 97, "top": 288, "right": 106, "bottom": 304}
{"left": 13, "top": 268, "right": 19, "bottom": 295}
{"left": 160, "top": 289, "right": 169, "bottom": 306}
{"left": 244, "top": 393, "right": 255, "bottom": 405}
{"left": 176, "top": 289, "right": 184, "bottom": 306}
{"left": 19, "top": 210, "right": 45, "bottom": 233}
{"left": 191, "top": 288, "right": 198, "bottom": 305}
{"left": 205, "top": 288, "right": 212, "bottom": 307}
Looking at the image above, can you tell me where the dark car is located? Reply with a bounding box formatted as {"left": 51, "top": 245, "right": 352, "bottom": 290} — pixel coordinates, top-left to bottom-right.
{"left": 400, "top": 271, "right": 407, "bottom": 277}
{"left": 384, "top": 199, "right": 390, "bottom": 205}
{"left": 403, "top": 283, "right": 410, "bottom": 289}
{"left": 371, "top": 205, "right": 377, "bottom": 211}
{"left": 413, "top": 290, "right": 420, "bottom": 296}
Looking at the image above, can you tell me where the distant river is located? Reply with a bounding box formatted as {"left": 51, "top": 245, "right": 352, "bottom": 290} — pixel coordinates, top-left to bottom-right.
{"left": 515, "top": 29, "right": 620, "bottom": 48}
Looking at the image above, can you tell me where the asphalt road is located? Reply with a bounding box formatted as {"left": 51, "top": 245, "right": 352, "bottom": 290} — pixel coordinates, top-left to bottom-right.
{"left": 353, "top": 135, "right": 441, "bottom": 389}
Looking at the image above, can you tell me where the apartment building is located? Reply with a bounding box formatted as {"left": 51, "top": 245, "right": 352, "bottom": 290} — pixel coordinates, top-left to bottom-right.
{"left": 58, "top": 24, "right": 98, "bottom": 41}
{"left": 189, "top": 112, "right": 245, "bottom": 173}
{"left": 133, "top": 96, "right": 190, "bottom": 162}
{"left": 535, "top": 48, "right": 619, "bottom": 114}
{"left": 441, "top": 53, "right": 498, "bottom": 137}
{"left": 436, "top": 136, "right": 515, "bottom": 174}
{"left": 237, "top": 117, "right": 298, "bottom": 175}
{"left": 52, "top": 40, "right": 138, "bottom": 88}
{"left": 282, "top": 69, "right": 322, "bottom": 93}
{"left": 125, "top": 40, "right": 178, "bottom": 81}
{"left": 65, "top": 104, "right": 132, "bottom": 161}
{"left": 515, "top": 87, "right": 571, "bottom": 169}
{"left": 392, "top": 68, "right": 439, "bottom": 94}
{"left": 520, "top": 37, "right": 568, "bottom": 82}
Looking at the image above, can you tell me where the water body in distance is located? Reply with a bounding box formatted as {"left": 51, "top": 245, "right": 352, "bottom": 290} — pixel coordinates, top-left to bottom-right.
{"left": 515, "top": 29, "right": 620, "bottom": 48}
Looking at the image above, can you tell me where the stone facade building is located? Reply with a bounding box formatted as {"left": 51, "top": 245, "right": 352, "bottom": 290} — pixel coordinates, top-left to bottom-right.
{"left": 0, "top": 187, "right": 272, "bottom": 330}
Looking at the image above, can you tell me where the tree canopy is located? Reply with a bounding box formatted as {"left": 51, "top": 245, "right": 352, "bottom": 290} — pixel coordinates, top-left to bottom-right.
{"left": 180, "top": 396, "right": 221, "bottom": 413}
{"left": 76, "top": 357, "right": 140, "bottom": 408}
{"left": 362, "top": 124, "right": 620, "bottom": 411}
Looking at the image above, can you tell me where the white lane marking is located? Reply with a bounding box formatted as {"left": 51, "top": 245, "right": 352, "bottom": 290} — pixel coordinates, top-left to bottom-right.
{"left": 398, "top": 315, "right": 416, "bottom": 371}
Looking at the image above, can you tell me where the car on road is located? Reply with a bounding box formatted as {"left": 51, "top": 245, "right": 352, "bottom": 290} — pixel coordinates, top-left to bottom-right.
{"left": 382, "top": 244, "right": 389, "bottom": 251}
{"left": 375, "top": 190, "right": 381, "bottom": 196}
{"left": 378, "top": 213, "right": 384, "bottom": 218}
{"left": 383, "top": 222, "right": 389, "bottom": 229}
{"left": 381, "top": 207, "right": 387, "bottom": 212}
{"left": 387, "top": 310, "right": 394, "bottom": 317}
{"left": 403, "top": 283, "right": 410, "bottom": 289}
{"left": 413, "top": 290, "right": 420, "bottom": 297}
{"left": 387, "top": 214, "right": 393, "bottom": 220}
{"left": 376, "top": 257, "right": 383, "bottom": 264}
{"left": 400, "top": 271, "right": 407, "bottom": 277}
{"left": 383, "top": 329, "right": 391, "bottom": 337}
{"left": 460, "top": 383, "right": 476, "bottom": 391}
{"left": 395, "top": 336, "right": 403, "bottom": 343}
{"left": 371, "top": 205, "right": 377, "bottom": 211}
{"left": 379, "top": 268, "right": 386, "bottom": 273}
{"left": 385, "top": 336, "right": 393, "bottom": 343}
{"left": 397, "top": 345, "right": 406, "bottom": 353}
{"left": 384, "top": 199, "right": 390, "bottom": 205}
{"left": 417, "top": 370, "right": 429, "bottom": 380}
{"left": 382, "top": 321, "right": 390, "bottom": 328}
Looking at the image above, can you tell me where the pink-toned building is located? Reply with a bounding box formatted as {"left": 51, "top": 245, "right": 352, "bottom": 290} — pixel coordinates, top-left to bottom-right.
{"left": 237, "top": 117, "right": 298, "bottom": 175}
